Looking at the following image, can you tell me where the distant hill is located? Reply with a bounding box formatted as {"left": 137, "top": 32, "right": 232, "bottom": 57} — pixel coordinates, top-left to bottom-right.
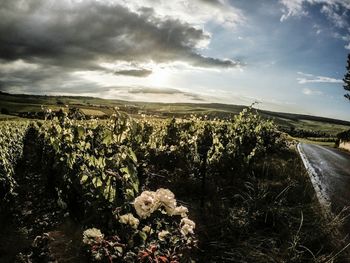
{"left": 1, "top": 91, "right": 349, "bottom": 135}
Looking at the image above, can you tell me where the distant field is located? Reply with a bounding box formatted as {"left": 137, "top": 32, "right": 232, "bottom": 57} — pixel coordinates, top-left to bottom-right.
{"left": 291, "top": 119, "right": 349, "bottom": 134}
{"left": 79, "top": 108, "right": 106, "bottom": 117}
{"left": 1, "top": 91, "right": 349, "bottom": 135}
{"left": 288, "top": 136, "right": 337, "bottom": 147}
{"left": 277, "top": 118, "right": 350, "bottom": 136}
{"left": 0, "top": 114, "right": 20, "bottom": 120}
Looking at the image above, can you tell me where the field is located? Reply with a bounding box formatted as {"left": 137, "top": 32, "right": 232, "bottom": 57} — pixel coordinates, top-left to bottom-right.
{"left": 0, "top": 114, "right": 20, "bottom": 120}
{"left": 287, "top": 136, "right": 338, "bottom": 147}
{"left": 1, "top": 91, "right": 350, "bottom": 135}
{"left": 0, "top": 103, "right": 349, "bottom": 262}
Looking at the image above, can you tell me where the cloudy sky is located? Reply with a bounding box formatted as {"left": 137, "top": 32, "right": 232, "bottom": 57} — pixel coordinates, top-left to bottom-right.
{"left": 0, "top": 0, "right": 349, "bottom": 120}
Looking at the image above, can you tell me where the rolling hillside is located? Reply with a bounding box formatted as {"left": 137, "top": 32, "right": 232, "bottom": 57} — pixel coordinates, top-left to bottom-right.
{"left": 1, "top": 91, "right": 349, "bottom": 135}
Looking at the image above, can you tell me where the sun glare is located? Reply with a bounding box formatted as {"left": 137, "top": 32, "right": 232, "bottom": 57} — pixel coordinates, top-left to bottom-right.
{"left": 147, "top": 67, "right": 171, "bottom": 87}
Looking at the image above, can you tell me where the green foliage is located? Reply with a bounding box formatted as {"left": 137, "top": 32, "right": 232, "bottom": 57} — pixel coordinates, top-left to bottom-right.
{"left": 207, "top": 108, "right": 286, "bottom": 178}
{"left": 30, "top": 114, "right": 140, "bottom": 218}
{"left": 8, "top": 107, "right": 332, "bottom": 262}
{"left": 0, "top": 121, "right": 28, "bottom": 199}
{"left": 337, "top": 129, "right": 350, "bottom": 140}
{"left": 231, "top": 107, "right": 285, "bottom": 163}
{"left": 282, "top": 127, "right": 334, "bottom": 138}
{"left": 164, "top": 118, "right": 180, "bottom": 146}
{"left": 122, "top": 108, "right": 287, "bottom": 198}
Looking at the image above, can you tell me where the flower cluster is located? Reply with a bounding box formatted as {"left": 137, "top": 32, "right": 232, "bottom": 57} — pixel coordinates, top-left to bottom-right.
{"left": 118, "top": 213, "right": 140, "bottom": 229}
{"left": 180, "top": 218, "right": 196, "bottom": 236}
{"left": 133, "top": 190, "right": 159, "bottom": 219}
{"left": 117, "top": 188, "right": 195, "bottom": 238}
{"left": 82, "top": 228, "right": 104, "bottom": 245}
{"left": 83, "top": 230, "right": 125, "bottom": 261}
{"left": 82, "top": 188, "right": 196, "bottom": 262}
{"left": 133, "top": 188, "right": 189, "bottom": 219}
{"left": 155, "top": 188, "right": 177, "bottom": 215}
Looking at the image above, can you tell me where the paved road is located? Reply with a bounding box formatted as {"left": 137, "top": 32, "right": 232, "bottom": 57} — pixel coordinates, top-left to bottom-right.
{"left": 298, "top": 143, "right": 350, "bottom": 213}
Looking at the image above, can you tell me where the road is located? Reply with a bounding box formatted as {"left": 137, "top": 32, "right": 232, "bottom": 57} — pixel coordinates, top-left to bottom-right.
{"left": 298, "top": 143, "right": 350, "bottom": 213}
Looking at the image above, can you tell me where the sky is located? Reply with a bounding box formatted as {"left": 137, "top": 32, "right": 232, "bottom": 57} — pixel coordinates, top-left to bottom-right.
{"left": 0, "top": 0, "right": 349, "bottom": 120}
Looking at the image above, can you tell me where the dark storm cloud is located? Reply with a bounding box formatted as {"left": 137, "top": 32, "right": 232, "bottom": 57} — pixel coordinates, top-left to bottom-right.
{"left": 197, "top": 0, "right": 223, "bottom": 7}
{"left": 0, "top": 0, "right": 239, "bottom": 69}
{"left": 128, "top": 87, "right": 184, "bottom": 95}
{"left": 118, "top": 86, "right": 206, "bottom": 101}
{"left": 0, "top": 58, "right": 110, "bottom": 95}
{"left": 191, "top": 55, "right": 241, "bottom": 68}
{"left": 114, "top": 69, "right": 153, "bottom": 77}
{"left": 0, "top": 0, "right": 241, "bottom": 96}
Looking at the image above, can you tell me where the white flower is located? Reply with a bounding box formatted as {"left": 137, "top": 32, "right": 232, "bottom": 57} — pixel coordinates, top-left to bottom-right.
{"left": 133, "top": 189, "right": 184, "bottom": 218}
{"left": 180, "top": 218, "right": 195, "bottom": 236}
{"left": 172, "top": 206, "right": 188, "bottom": 217}
{"left": 119, "top": 213, "right": 140, "bottom": 229}
{"left": 134, "top": 191, "right": 159, "bottom": 218}
{"left": 170, "top": 145, "right": 177, "bottom": 152}
{"left": 156, "top": 188, "right": 177, "bottom": 215}
{"left": 158, "top": 230, "right": 170, "bottom": 241}
{"left": 82, "top": 228, "right": 104, "bottom": 245}
{"left": 93, "top": 251, "right": 102, "bottom": 261}
{"left": 142, "top": 226, "right": 152, "bottom": 234}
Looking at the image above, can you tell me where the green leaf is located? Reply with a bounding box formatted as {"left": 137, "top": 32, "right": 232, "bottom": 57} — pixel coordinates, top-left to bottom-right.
{"left": 102, "top": 131, "right": 113, "bottom": 144}
{"left": 139, "top": 231, "right": 147, "bottom": 241}
{"left": 77, "top": 126, "right": 84, "bottom": 138}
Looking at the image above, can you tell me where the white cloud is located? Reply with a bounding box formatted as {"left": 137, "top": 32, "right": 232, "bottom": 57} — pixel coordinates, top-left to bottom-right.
{"left": 333, "top": 32, "right": 350, "bottom": 50}
{"left": 297, "top": 71, "right": 342, "bottom": 84}
{"left": 312, "top": 24, "right": 322, "bottom": 34}
{"left": 280, "top": 0, "right": 350, "bottom": 17}
{"left": 118, "top": 0, "right": 245, "bottom": 29}
{"left": 332, "top": 32, "right": 350, "bottom": 41}
{"left": 279, "top": 0, "right": 350, "bottom": 34}
{"left": 302, "top": 87, "right": 323, "bottom": 95}
{"left": 297, "top": 71, "right": 313, "bottom": 77}
{"left": 320, "top": 4, "right": 349, "bottom": 29}
{"left": 279, "top": 0, "right": 307, "bottom": 21}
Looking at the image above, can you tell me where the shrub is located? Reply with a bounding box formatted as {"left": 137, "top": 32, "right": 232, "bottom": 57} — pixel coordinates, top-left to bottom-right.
{"left": 82, "top": 188, "right": 197, "bottom": 262}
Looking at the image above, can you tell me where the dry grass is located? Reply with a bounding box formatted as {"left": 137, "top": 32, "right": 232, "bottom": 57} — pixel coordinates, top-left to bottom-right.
{"left": 148, "top": 146, "right": 350, "bottom": 262}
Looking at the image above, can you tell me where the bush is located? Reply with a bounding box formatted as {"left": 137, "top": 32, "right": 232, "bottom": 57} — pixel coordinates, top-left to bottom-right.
{"left": 82, "top": 188, "right": 197, "bottom": 262}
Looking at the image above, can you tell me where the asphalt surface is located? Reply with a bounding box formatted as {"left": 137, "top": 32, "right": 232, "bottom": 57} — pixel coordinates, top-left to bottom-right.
{"left": 298, "top": 143, "right": 350, "bottom": 213}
